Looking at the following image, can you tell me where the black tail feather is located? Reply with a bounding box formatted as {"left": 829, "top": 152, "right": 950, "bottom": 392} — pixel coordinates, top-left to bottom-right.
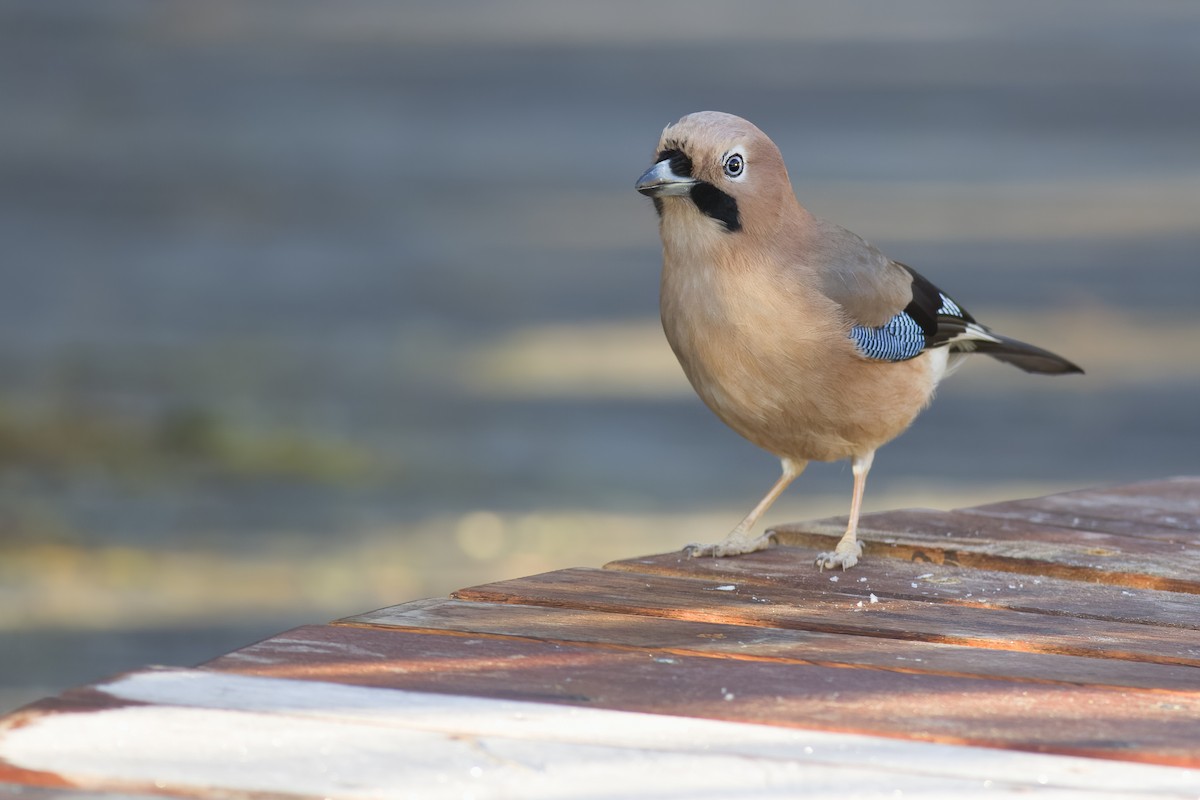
{"left": 966, "top": 334, "right": 1083, "bottom": 375}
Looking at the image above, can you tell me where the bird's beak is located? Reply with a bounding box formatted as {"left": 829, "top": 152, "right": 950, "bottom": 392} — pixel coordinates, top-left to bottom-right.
{"left": 635, "top": 159, "right": 696, "bottom": 197}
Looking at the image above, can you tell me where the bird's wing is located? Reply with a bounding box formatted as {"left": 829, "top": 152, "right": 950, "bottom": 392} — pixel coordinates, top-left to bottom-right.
{"left": 809, "top": 219, "right": 913, "bottom": 328}
{"left": 894, "top": 262, "right": 986, "bottom": 347}
{"left": 848, "top": 262, "right": 1083, "bottom": 375}
{"left": 807, "top": 219, "right": 1081, "bottom": 373}
{"left": 807, "top": 220, "right": 984, "bottom": 361}
{"left": 843, "top": 261, "right": 992, "bottom": 362}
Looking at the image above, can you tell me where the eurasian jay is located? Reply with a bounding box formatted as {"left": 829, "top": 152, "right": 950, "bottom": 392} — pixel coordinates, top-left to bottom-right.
{"left": 635, "top": 111, "right": 1081, "bottom": 571}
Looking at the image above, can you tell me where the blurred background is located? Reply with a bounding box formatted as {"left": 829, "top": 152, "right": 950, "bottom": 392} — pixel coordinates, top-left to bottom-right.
{"left": 1, "top": 0, "right": 1197, "bottom": 713}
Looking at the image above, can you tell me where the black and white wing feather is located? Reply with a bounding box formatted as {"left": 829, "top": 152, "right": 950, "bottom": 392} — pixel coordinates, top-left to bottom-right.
{"left": 851, "top": 263, "right": 1083, "bottom": 375}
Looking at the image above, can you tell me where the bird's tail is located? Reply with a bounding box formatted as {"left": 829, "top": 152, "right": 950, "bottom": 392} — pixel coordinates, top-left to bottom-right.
{"left": 962, "top": 333, "right": 1083, "bottom": 375}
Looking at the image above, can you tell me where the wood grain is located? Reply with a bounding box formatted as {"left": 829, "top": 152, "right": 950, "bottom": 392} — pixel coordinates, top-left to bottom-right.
{"left": 203, "top": 624, "right": 1200, "bottom": 766}
{"left": 346, "top": 598, "right": 1200, "bottom": 692}
{"left": 771, "top": 508, "right": 1200, "bottom": 593}
{"left": 451, "top": 567, "right": 1200, "bottom": 667}
{"left": 605, "top": 547, "right": 1200, "bottom": 629}
{"left": 962, "top": 479, "right": 1200, "bottom": 543}
{"left": 4, "top": 478, "right": 1200, "bottom": 793}
{"left": 7, "top": 668, "right": 1197, "bottom": 799}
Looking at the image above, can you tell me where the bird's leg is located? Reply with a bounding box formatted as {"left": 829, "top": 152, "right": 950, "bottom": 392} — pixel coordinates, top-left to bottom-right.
{"left": 815, "top": 451, "right": 875, "bottom": 571}
{"left": 686, "top": 458, "right": 806, "bottom": 558}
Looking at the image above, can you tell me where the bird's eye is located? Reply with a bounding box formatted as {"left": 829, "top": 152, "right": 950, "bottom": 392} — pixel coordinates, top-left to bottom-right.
{"left": 723, "top": 153, "right": 745, "bottom": 178}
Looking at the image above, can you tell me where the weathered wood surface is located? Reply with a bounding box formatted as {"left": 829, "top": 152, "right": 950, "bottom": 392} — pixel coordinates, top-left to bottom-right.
{"left": 2, "top": 478, "right": 1199, "bottom": 798}
{"left": 451, "top": 566, "right": 1200, "bottom": 667}
{"left": 607, "top": 546, "right": 1200, "bottom": 628}
{"left": 202, "top": 621, "right": 1200, "bottom": 764}
{"left": 770, "top": 478, "right": 1200, "bottom": 593}
{"left": 5, "top": 669, "right": 1198, "bottom": 800}
{"left": 352, "top": 598, "right": 1200, "bottom": 691}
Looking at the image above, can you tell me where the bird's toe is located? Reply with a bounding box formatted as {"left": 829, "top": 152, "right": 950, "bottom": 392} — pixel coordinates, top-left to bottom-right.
{"left": 814, "top": 540, "right": 864, "bottom": 571}
{"left": 685, "top": 530, "right": 775, "bottom": 559}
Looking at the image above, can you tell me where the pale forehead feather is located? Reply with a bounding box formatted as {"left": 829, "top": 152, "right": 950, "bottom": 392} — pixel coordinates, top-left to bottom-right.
{"left": 660, "top": 111, "right": 776, "bottom": 160}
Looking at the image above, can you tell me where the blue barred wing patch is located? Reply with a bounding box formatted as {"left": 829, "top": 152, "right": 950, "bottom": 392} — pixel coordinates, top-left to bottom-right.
{"left": 850, "top": 312, "right": 926, "bottom": 362}
{"left": 850, "top": 290, "right": 966, "bottom": 362}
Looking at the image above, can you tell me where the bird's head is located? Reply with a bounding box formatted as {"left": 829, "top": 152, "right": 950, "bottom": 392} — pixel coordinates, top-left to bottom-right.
{"left": 635, "top": 111, "right": 796, "bottom": 241}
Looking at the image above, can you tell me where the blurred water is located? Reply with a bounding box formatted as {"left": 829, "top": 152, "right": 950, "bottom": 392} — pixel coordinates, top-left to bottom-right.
{"left": 1, "top": 1, "right": 1198, "bottom": 711}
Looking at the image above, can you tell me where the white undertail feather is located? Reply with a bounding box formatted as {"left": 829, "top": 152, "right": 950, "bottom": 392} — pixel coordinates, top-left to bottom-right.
{"left": 926, "top": 346, "right": 954, "bottom": 387}
{"left": 948, "top": 322, "right": 1004, "bottom": 347}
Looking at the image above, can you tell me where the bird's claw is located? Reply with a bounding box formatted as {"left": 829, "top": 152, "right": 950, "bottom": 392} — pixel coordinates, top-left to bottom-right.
{"left": 685, "top": 530, "right": 776, "bottom": 558}
{"left": 814, "top": 539, "right": 863, "bottom": 571}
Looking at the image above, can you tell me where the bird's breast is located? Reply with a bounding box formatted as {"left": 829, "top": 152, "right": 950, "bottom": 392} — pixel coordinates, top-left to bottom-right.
{"left": 660, "top": 248, "right": 937, "bottom": 462}
{"left": 660, "top": 248, "right": 837, "bottom": 428}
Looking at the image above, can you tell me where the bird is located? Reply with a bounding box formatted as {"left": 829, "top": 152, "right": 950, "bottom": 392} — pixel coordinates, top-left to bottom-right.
{"left": 635, "top": 111, "right": 1082, "bottom": 571}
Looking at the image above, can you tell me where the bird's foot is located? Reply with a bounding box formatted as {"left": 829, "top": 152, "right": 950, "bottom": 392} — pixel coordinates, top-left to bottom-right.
{"left": 685, "top": 529, "right": 776, "bottom": 558}
{"left": 814, "top": 538, "right": 863, "bottom": 571}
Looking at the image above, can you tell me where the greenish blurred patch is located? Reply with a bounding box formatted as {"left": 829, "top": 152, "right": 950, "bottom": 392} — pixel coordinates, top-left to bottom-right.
{"left": 0, "top": 402, "right": 385, "bottom": 486}
{"left": 152, "top": 407, "right": 382, "bottom": 484}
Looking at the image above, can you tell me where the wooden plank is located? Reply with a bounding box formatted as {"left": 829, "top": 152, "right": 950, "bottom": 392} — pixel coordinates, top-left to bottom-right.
{"left": 451, "top": 567, "right": 1200, "bottom": 668}
{"left": 202, "top": 624, "right": 1200, "bottom": 766}
{"left": 2, "top": 478, "right": 1197, "bottom": 794}
{"left": 961, "top": 481, "right": 1200, "bottom": 543}
{"left": 771, "top": 508, "right": 1200, "bottom": 593}
{"left": 1053, "top": 478, "right": 1200, "bottom": 513}
{"left": 345, "top": 598, "right": 1200, "bottom": 692}
{"left": 802, "top": 506, "right": 1200, "bottom": 558}
{"left": 605, "top": 547, "right": 1200, "bottom": 629}
{"left": 6, "top": 669, "right": 1198, "bottom": 799}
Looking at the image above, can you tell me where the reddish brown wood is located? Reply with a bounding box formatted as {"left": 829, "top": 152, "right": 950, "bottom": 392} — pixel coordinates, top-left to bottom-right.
{"left": 346, "top": 598, "right": 1200, "bottom": 692}
{"left": 605, "top": 548, "right": 1200, "bottom": 629}
{"left": 452, "top": 567, "right": 1200, "bottom": 668}
{"left": 1056, "top": 478, "right": 1200, "bottom": 512}
{"left": 810, "top": 506, "right": 1196, "bottom": 555}
{"left": 4, "top": 477, "right": 1200, "bottom": 786}
{"left": 205, "top": 623, "right": 1200, "bottom": 767}
{"left": 962, "top": 481, "right": 1200, "bottom": 543}
{"left": 772, "top": 508, "right": 1200, "bottom": 593}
